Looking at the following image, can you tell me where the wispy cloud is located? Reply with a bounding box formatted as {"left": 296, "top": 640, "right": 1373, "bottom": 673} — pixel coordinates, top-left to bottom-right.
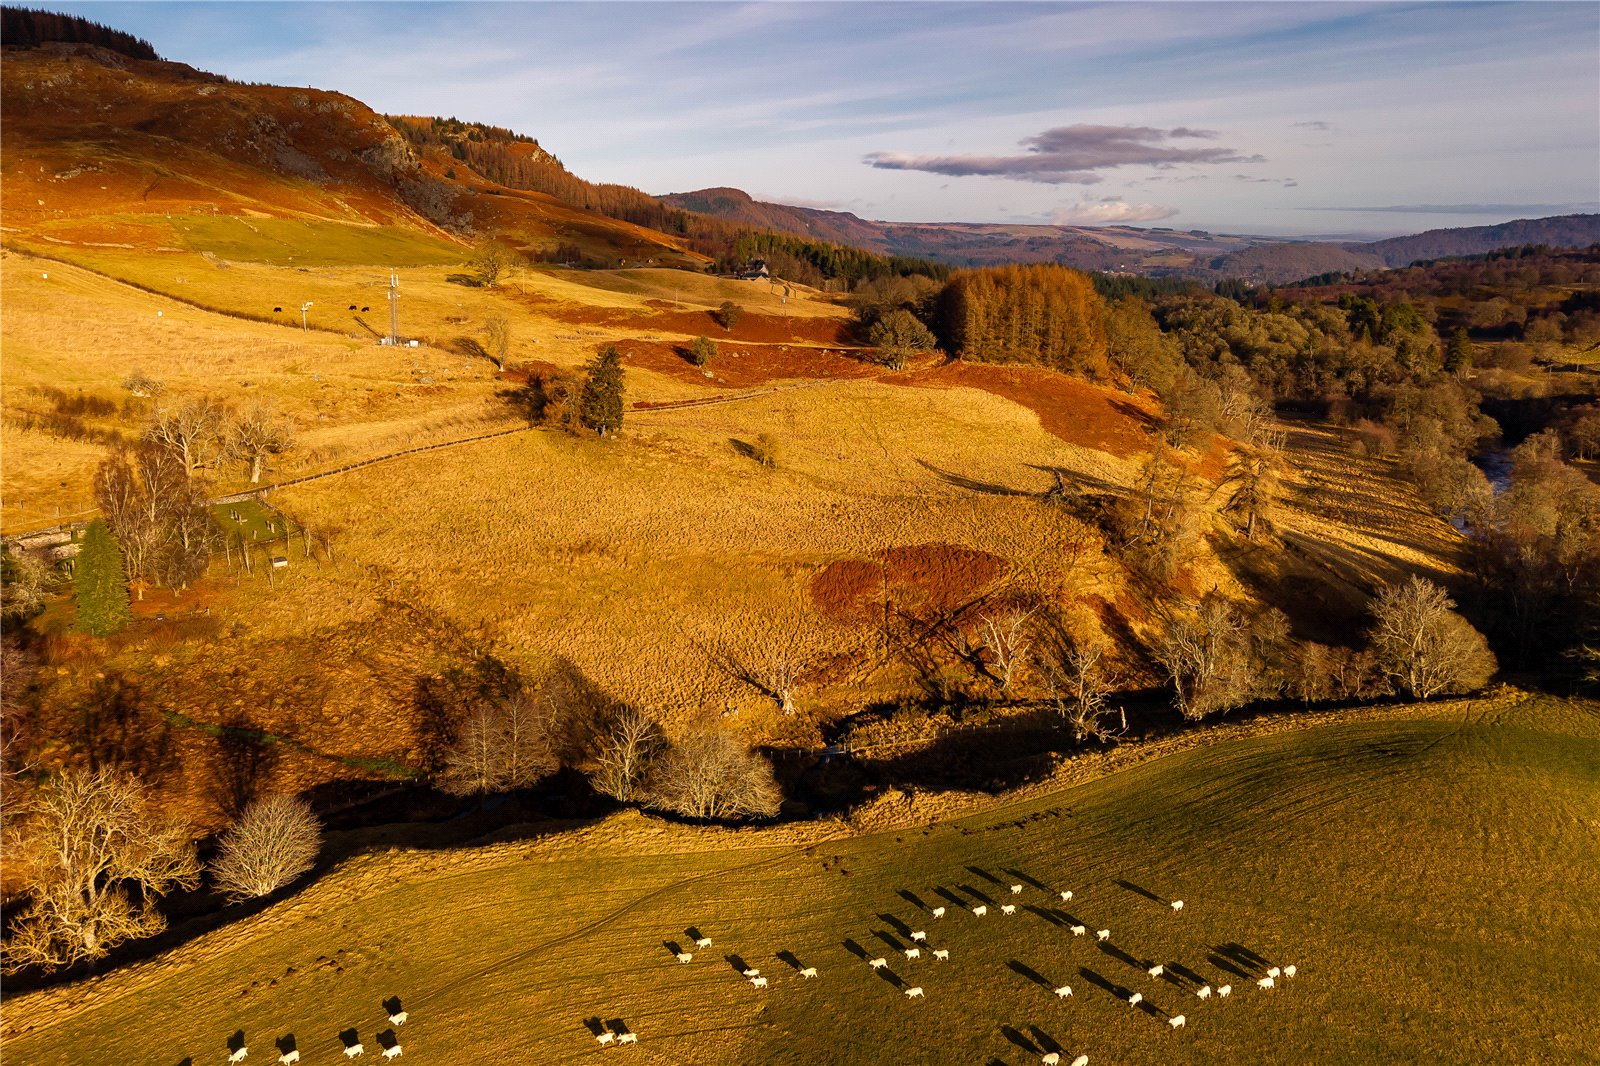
{"left": 1307, "top": 202, "right": 1599, "bottom": 214}
{"left": 1292, "top": 120, "right": 1334, "bottom": 131}
{"left": 1052, "top": 196, "right": 1179, "bottom": 225}
{"left": 1234, "top": 174, "right": 1298, "bottom": 188}
{"left": 865, "top": 125, "right": 1261, "bottom": 185}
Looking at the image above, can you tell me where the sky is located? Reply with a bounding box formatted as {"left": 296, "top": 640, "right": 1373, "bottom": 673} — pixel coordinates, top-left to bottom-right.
{"left": 52, "top": 1, "right": 1600, "bottom": 236}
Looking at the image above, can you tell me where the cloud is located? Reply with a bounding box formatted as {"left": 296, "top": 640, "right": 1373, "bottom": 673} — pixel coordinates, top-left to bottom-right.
{"left": 864, "top": 124, "right": 1262, "bottom": 185}
{"left": 1234, "top": 174, "right": 1299, "bottom": 187}
{"left": 1292, "top": 120, "right": 1334, "bottom": 131}
{"left": 1051, "top": 196, "right": 1180, "bottom": 225}
{"left": 1306, "top": 202, "right": 1599, "bottom": 214}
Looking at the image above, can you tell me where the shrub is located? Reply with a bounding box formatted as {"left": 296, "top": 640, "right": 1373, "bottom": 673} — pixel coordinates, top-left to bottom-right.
{"left": 714, "top": 300, "right": 744, "bottom": 332}
{"left": 750, "top": 432, "right": 781, "bottom": 468}
{"left": 210, "top": 794, "right": 321, "bottom": 902}
{"left": 688, "top": 335, "right": 717, "bottom": 366}
{"left": 647, "top": 724, "right": 780, "bottom": 821}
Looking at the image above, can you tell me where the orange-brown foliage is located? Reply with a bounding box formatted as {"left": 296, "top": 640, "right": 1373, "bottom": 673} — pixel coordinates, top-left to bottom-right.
{"left": 810, "top": 543, "right": 1009, "bottom": 621}
{"left": 940, "top": 264, "right": 1109, "bottom": 377}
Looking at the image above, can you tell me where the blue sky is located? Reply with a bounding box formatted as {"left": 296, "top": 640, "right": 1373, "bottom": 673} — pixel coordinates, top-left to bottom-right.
{"left": 53, "top": 1, "right": 1600, "bottom": 235}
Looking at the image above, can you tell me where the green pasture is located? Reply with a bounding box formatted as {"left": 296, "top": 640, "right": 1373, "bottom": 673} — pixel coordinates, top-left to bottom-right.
{"left": 6, "top": 694, "right": 1598, "bottom": 1065}
{"left": 210, "top": 498, "right": 299, "bottom": 546}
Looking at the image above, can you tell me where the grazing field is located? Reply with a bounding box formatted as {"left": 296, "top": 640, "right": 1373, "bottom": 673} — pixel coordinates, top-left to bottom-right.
{"left": 4, "top": 691, "right": 1596, "bottom": 1065}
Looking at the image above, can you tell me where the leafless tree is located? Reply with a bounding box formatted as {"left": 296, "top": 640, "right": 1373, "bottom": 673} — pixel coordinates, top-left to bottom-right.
{"left": 472, "top": 244, "right": 510, "bottom": 289}
{"left": 482, "top": 314, "right": 511, "bottom": 371}
{"left": 1047, "top": 638, "right": 1126, "bottom": 742}
{"left": 437, "top": 690, "right": 559, "bottom": 797}
{"left": 702, "top": 618, "right": 812, "bottom": 715}
{"left": 144, "top": 397, "right": 225, "bottom": 473}
{"left": 647, "top": 724, "right": 780, "bottom": 821}
{"left": 1154, "top": 594, "right": 1256, "bottom": 720}
{"left": 226, "top": 404, "right": 295, "bottom": 484}
{"left": 1219, "top": 444, "right": 1283, "bottom": 541}
{"left": 591, "top": 706, "right": 664, "bottom": 803}
{"left": 94, "top": 443, "right": 216, "bottom": 597}
{"left": 2, "top": 547, "right": 56, "bottom": 620}
{"left": 977, "top": 607, "right": 1035, "bottom": 691}
{"left": 3, "top": 768, "right": 199, "bottom": 973}
{"left": 209, "top": 793, "right": 321, "bottom": 902}
{"left": 121, "top": 371, "right": 164, "bottom": 399}
{"left": 1368, "top": 577, "right": 1497, "bottom": 699}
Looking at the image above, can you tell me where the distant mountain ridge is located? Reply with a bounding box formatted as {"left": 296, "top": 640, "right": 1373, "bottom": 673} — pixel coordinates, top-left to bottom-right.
{"left": 661, "top": 186, "right": 1600, "bottom": 283}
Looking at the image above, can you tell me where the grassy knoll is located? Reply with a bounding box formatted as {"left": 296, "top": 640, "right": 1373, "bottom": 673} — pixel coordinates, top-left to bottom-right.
{"left": 5, "top": 692, "right": 1596, "bottom": 1064}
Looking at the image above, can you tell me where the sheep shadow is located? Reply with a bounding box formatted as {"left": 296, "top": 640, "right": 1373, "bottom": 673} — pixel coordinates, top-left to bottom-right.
{"left": 227, "top": 1031, "right": 246, "bottom": 1054}
{"left": 873, "top": 930, "right": 907, "bottom": 952}
{"left": 957, "top": 883, "right": 997, "bottom": 906}
{"left": 608, "top": 1019, "right": 633, "bottom": 1037}
{"left": 582, "top": 1017, "right": 607, "bottom": 1037}
{"left": 382, "top": 996, "right": 404, "bottom": 1019}
{"left": 686, "top": 926, "right": 706, "bottom": 943}
{"left": 1080, "top": 966, "right": 1131, "bottom": 1003}
{"left": 842, "top": 938, "right": 868, "bottom": 960}
{"left": 376, "top": 1029, "right": 400, "bottom": 1051}
{"left": 175, "top": 1059, "right": 193, "bottom": 1066}
{"left": 876, "top": 967, "right": 906, "bottom": 989}
{"left": 1097, "top": 940, "right": 1143, "bottom": 971}
{"left": 965, "top": 864, "right": 1006, "bottom": 887}
{"left": 1006, "top": 959, "right": 1054, "bottom": 989}
{"left": 1003, "top": 867, "right": 1050, "bottom": 892}
{"left": 776, "top": 950, "right": 804, "bottom": 971}
{"left": 1168, "top": 962, "right": 1209, "bottom": 987}
{"left": 1026, "top": 1025, "right": 1063, "bottom": 1054}
{"left": 1000, "top": 1025, "right": 1042, "bottom": 1054}
{"left": 663, "top": 939, "right": 686, "bottom": 959}
{"left": 338, "top": 1028, "right": 362, "bottom": 1051}
{"left": 1158, "top": 965, "right": 1190, "bottom": 990}
{"left": 1115, "top": 878, "right": 1167, "bottom": 906}
{"left": 725, "top": 953, "right": 752, "bottom": 975}
{"left": 932, "top": 886, "right": 968, "bottom": 909}
{"left": 1023, "top": 904, "right": 1064, "bottom": 927}
{"left": 1216, "top": 942, "right": 1272, "bottom": 971}
{"left": 897, "top": 889, "right": 930, "bottom": 911}
{"left": 274, "top": 1034, "right": 298, "bottom": 1056}
{"left": 878, "top": 912, "right": 914, "bottom": 937}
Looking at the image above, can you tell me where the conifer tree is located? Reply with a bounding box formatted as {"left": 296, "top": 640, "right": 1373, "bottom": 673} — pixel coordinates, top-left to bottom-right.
{"left": 74, "top": 519, "right": 131, "bottom": 636}
{"left": 579, "top": 345, "right": 625, "bottom": 436}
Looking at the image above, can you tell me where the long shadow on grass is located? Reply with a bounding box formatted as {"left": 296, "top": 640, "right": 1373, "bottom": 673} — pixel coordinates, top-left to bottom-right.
{"left": 1097, "top": 940, "right": 1144, "bottom": 972}
{"left": 1080, "top": 966, "right": 1132, "bottom": 1004}
{"left": 274, "top": 1034, "right": 298, "bottom": 1058}
{"left": 1003, "top": 867, "right": 1051, "bottom": 892}
{"left": 896, "top": 889, "right": 931, "bottom": 912}
{"left": 957, "top": 884, "right": 997, "bottom": 905}
{"left": 1000, "top": 1026, "right": 1042, "bottom": 1054}
{"left": 842, "top": 939, "right": 869, "bottom": 960}
{"left": 1023, "top": 904, "right": 1065, "bottom": 927}
{"left": 1007, "top": 959, "right": 1054, "bottom": 990}
{"left": 1114, "top": 879, "right": 1167, "bottom": 906}
{"left": 878, "top": 912, "right": 913, "bottom": 937}
{"left": 1027, "top": 1026, "right": 1064, "bottom": 1054}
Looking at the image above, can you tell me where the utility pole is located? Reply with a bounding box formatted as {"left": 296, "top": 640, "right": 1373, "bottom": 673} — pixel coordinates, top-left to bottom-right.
{"left": 299, "top": 301, "right": 313, "bottom": 332}
{"left": 387, "top": 272, "right": 400, "bottom": 345}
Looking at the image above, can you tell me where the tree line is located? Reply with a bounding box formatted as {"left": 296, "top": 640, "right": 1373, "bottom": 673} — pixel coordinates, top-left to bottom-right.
{"left": 1, "top": 5, "right": 160, "bottom": 60}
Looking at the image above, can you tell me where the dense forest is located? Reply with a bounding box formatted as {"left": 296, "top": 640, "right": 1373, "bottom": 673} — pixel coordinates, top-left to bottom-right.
{"left": 938, "top": 265, "right": 1108, "bottom": 376}
{"left": 0, "top": 5, "right": 159, "bottom": 60}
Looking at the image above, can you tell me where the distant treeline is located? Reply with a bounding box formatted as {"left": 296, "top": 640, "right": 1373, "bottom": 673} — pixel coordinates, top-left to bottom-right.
{"left": 1, "top": 5, "right": 159, "bottom": 60}
{"left": 387, "top": 115, "right": 949, "bottom": 287}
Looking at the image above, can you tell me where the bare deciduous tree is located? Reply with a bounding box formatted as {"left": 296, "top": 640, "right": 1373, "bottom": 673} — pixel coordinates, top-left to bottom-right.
{"left": 482, "top": 314, "right": 511, "bottom": 372}
{"left": 437, "top": 690, "right": 559, "bottom": 797}
{"left": 3, "top": 768, "right": 199, "bottom": 973}
{"left": 591, "top": 706, "right": 664, "bottom": 803}
{"left": 1154, "top": 594, "right": 1256, "bottom": 720}
{"left": 1219, "top": 444, "right": 1283, "bottom": 541}
{"left": 1368, "top": 577, "right": 1497, "bottom": 699}
{"left": 226, "top": 404, "right": 295, "bottom": 484}
{"left": 144, "top": 397, "right": 225, "bottom": 474}
{"left": 647, "top": 724, "right": 780, "bottom": 821}
{"left": 94, "top": 443, "right": 215, "bottom": 597}
{"left": 977, "top": 606, "right": 1035, "bottom": 691}
{"left": 702, "top": 618, "right": 813, "bottom": 716}
{"left": 209, "top": 793, "right": 321, "bottom": 902}
{"left": 1047, "top": 637, "right": 1126, "bottom": 742}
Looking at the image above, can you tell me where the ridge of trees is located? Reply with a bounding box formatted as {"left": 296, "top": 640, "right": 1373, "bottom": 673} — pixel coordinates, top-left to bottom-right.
{"left": 1, "top": 6, "right": 160, "bottom": 61}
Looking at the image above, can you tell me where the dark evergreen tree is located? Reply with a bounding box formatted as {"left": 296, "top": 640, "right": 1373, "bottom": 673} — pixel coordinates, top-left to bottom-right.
{"left": 1444, "top": 326, "right": 1474, "bottom": 373}
{"left": 579, "top": 346, "right": 625, "bottom": 436}
{"left": 74, "top": 519, "right": 131, "bottom": 636}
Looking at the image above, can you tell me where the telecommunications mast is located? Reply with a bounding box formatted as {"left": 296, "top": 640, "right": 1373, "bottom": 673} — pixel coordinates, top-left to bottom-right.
{"left": 387, "top": 272, "right": 400, "bottom": 345}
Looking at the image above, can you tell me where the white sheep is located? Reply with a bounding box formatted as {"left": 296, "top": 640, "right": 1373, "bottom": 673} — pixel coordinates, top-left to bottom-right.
{"left": 972, "top": 905, "right": 988, "bottom": 917}
{"left": 800, "top": 967, "right": 818, "bottom": 979}
{"left": 1168, "top": 1014, "right": 1186, "bottom": 1030}
{"left": 932, "top": 949, "right": 949, "bottom": 961}
{"left": 1267, "top": 966, "right": 1281, "bottom": 979}
{"left": 904, "top": 947, "right": 921, "bottom": 960}
{"left": 1070, "top": 924, "right": 1086, "bottom": 937}
{"left": 1059, "top": 890, "right": 1073, "bottom": 902}
{"left": 1071, "top": 1056, "right": 1090, "bottom": 1066}
{"left": 695, "top": 936, "right": 712, "bottom": 949}
{"left": 1170, "top": 900, "right": 1184, "bottom": 913}
{"left": 597, "top": 1033, "right": 615, "bottom": 1046}
{"left": 676, "top": 952, "right": 693, "bottom": 964}
{"left": 743, "top": 967, "right": 760, "bottom": 978}
{"left": 230, "top": 1048, "right": 249, "bottom": 1065}
{"left": 1217, "top": 984, "right": 1232, "bottom": 998}
{"left": 1284, "top": 965, "right": 1297, "bottom": 978}
{"left": 1001, "top": 904, "right": 1017, "bottom": 915}
{"left": 618, "top": 1033, "right": 638, "bottom": 1045}
{"left": 1097, "top": 929, "right": 1111, "bottom": 941}
{"left": 932, "top": 906, "right": 946, "bottom": 919}
{"left": 1042, "top": 1054, "right": 1060, "bottom": 1066}
{"left": 1053, "top": 985, "right": 1073, "bottom": 999}
{"left": 279, "top": 1053, "right": 300, "bottom": 1066}
{"left": 1257, "top": 976, "right": 1275, "bottom": 990}
{"left": 1128, "top": 992, "right": 1143, "bottom": 1007}
{"left": 388, "top": 1011, "right": 407, "bottom": 1027}
{"left": 1011, "top": 884, "right": 1024, "bottom": 895}
{"left": 382, "top": 1047, "right": 403, "bottom": 1062}
{"left": 751, "top": 976, "right": 768, "bottom": 989}
{"left": 1195, "top": 985, "right": 1212, "bottom": 1000}
{"left": 343, "top": 1046, "right": 364, "bottom": 1060}
{"left": 869, "top": 957, "right": 888, "bottom": 969}
{"left": 1148, "top": 964, "right": 1164, "bottom": 979}
{"left": 911, "top": 931, "right": 927, "bottom": 942}
{"left": 904, "top": 986, "right": 924, "bottom": 999}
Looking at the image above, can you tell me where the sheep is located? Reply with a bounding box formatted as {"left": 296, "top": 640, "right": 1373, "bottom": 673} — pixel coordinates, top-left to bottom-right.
{"left": 1071, "top": 1056, "right": 1090, "bottom": 1066}
{"left": 1168, "top": 1014, "right": 1186, "bottom": 1030}
{"left": 273, "top": 307, "right": 283, "bottom": 313}
{"left": 618, "top": 1033, "right": 638, "bottom": 1045}
{"left": 904, "top": 986, "right": 924, "bottom": 999}
{"left": 1217, "top": 985, "right": 1232, "bottom": 998}
{"left": 869, "top": 957, "right": 888, "bottom": 969}
{"left": 1148, "top": 964, "right": 1164, "bottom": 979}
{"left": 388, "top": 1011, "right": 407, "bottom": 1027}
{"left": 750, "top": 976, "right": 768, "bottom": 989}
{"left": 1059, "top": 890, "right": 1073, "bottom": 902}
{"left": 1096, "top": 929, "right": 1111, "bottom": 941}
{"left": 280, "top": 1053, "right": 300, "bottom": 1066}
{"left": 904, "top": 948, "right": 921, "bottom": 960}
{"left": 1128, "top": 992, "right": 1143, "bottom": 1007}
{"left": 348, "top": 304, "right": 358, "bottom": 310}
{"left": 1010, "top": 884, "right": 1024, "bottom": 895}
{"left": 1070, "top": 924, "right": 1086, "bottom": 937}
{"left": 972, "top": 905, "right": 988, "bottom": 917}
{"left": 695, "top": 936, "right": 712, "bottom": 949}
{"left": 1257, "top": 976, "right": 1275, "bottom": 990}
{"left": 1267, "top": 966, "right": 1281, "bottom": 979}
{"left": 361, "top": 306, "right": 370, "bottom": 312}
{"left": 676, "top": 952, "right": 693, "bottom": 964}
{"left": 230, "top": 1048, "right": 249, "bottom": 1064}
{"left": 1053, "top": 985, "right": 1073, "bottom": 999}
{"left": 343, "top": 1045, "right": 364, "bottom": 1060}
{"left": 911, "top": 931, "right": 927, "bottom": 942}
{"left": 1001, "top": 904, "right": 1017, "bottom": 915}
{"left": 932, "top": 949, "right": 949, "bottom": 961}
{"left": 1042, "top": 1055, "right": 1060, "bottom": 1066}
{"left": 931, "top": 907, "right": 946, "bottom": 919}
{"left": 1195, "top": 985, "right": 1212, "bottom": 1000}
{"left": 382, "top": 1047, "right": 402, "bottom": 1061}
{"left": 1171, "top": 900, "right": 1184, "bottom": 913}
{"left": 742, "top": 968, "right": 760, "bottom": 978}
{"left": 800, "top": 967, "right": 818, "bottom": 979}
{"left": 1284, "top": 965, "right": 1297, "bottom": 979}
{"left": 597, "top": 1033, "right": 615, "bottom": 1046}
